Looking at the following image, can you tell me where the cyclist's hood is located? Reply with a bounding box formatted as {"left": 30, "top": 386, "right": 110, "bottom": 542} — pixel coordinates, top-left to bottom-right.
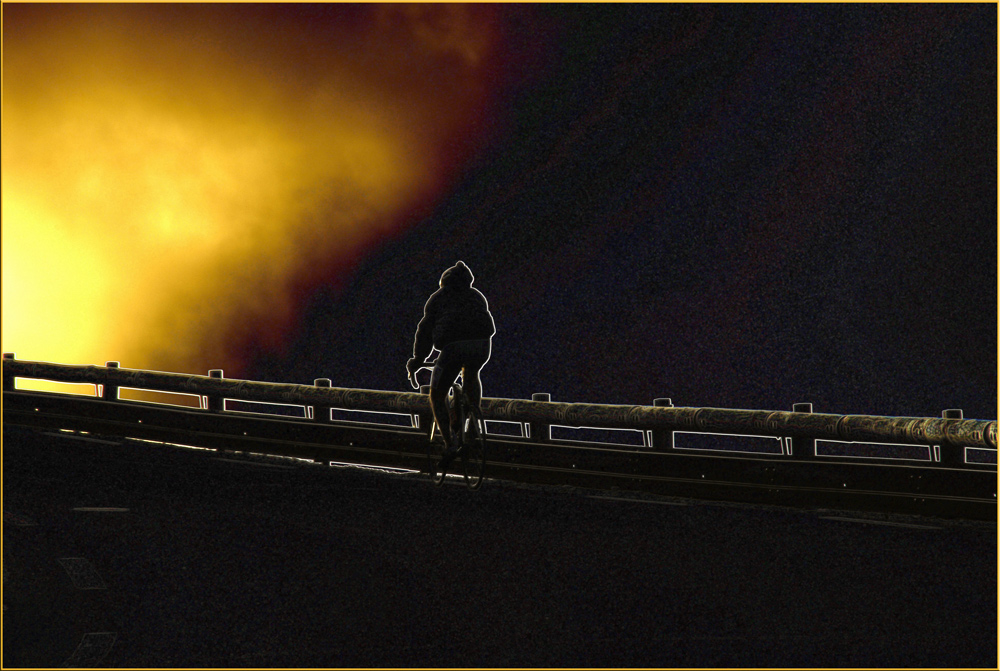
{"left": 439, "top": 261, "right": 474, "bottom": 289}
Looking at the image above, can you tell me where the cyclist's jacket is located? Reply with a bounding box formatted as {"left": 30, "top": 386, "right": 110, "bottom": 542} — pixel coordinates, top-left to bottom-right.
{"left": 412, "top": 261, "right": 495, "bottom": 362}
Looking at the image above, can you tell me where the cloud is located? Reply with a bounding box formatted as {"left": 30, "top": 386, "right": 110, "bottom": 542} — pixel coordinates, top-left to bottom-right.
{"left": 2, "top": 4, "right": 502, "bottom": 376}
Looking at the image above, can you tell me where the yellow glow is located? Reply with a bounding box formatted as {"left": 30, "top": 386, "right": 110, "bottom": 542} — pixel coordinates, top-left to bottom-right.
{"left": 2, "top": 5, "right": 497, "bottom": 376}
{"left": 12, "top": 380, "right": 97, "bottom": 397}
{"left": 2, "top": 195, "right": 112, "bottom": 364}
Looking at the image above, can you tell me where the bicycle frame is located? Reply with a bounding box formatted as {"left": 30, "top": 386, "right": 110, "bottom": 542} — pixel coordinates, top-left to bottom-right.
{"left": 413, "top": 359, "right": 487, "bottom": 489}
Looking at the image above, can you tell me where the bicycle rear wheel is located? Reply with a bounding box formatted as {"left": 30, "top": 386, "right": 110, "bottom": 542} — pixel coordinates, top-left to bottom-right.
{"left": 461, "top": 404, "right": 487, "bottom": 490}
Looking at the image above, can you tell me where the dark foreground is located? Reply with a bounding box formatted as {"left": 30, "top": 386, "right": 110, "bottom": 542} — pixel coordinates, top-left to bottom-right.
{"left": 2, "top": 425, "right": 996, "bottom": 668}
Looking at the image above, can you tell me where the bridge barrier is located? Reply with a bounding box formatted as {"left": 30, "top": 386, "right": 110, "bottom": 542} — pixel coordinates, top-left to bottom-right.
{"left": 2, "top": 356, "right": 996, "bottom": 519}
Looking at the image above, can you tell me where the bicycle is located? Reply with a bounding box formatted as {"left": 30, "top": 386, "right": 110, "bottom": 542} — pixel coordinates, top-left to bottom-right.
{"left": 409, "top": 359, "right": 488, "bottom": 490}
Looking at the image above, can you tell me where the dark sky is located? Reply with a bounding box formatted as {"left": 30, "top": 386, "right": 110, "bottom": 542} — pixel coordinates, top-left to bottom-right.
{"left": 249, "top": 4, "right": 996, "bottom": 421}
{"left": 5, "top": 4, "right": 993, "bottom": 420}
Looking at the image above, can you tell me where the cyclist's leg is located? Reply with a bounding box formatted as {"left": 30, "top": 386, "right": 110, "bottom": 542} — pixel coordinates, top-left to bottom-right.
{"left": 430, "top": 349, "right": 463, "bottom": 450}
{"left": 460, "top": 339, "right": 491, "bottom": 408}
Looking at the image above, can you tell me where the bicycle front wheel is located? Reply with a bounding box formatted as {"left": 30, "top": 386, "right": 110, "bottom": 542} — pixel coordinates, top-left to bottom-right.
{"left": 462, "top": 405, "right": 488, "bottom": 490}
{"left": 427, "top": 419, "right": 444, "bottom": 486}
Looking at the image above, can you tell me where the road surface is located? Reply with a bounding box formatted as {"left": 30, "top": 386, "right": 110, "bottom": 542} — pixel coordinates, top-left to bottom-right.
{"left": 3, "top": 425, "right": 995, "bottom": 667}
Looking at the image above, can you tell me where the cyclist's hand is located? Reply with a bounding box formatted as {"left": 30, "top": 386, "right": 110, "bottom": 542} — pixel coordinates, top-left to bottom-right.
{"left": 406, "top": 358, "right": 419, "bottom": 389}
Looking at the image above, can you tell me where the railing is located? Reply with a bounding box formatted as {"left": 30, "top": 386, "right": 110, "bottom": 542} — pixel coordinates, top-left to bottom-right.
{"left": 3, "top": 355, "right": 996, "bottom": 519}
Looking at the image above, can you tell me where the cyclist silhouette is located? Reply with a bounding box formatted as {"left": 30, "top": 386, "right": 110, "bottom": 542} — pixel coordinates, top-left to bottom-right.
{"left": 407, "top": 261, "right": 495, "bottom": 466}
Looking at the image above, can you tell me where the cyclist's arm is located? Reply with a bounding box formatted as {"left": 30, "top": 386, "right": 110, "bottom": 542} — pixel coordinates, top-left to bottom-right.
{"left": 411, "top": 293, "right": 438, "bottom": 365}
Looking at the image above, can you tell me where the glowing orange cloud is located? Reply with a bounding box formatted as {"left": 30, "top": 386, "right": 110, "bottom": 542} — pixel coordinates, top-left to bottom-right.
{"left": 2, "top": 4, "right": 502, "bottom": 378}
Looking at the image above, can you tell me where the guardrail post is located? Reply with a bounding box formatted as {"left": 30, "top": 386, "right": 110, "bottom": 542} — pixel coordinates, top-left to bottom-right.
{"left": 789, "top": 402, "right": 815, "bottom": 459}
{"left": 650, "top": 398, "right": 674, "bottom": 450}
{"left": 939, "top": 409, "right": 965, "bottom": 466}
{"left": 206, "top": 369, "right": 224, "bottom": 412}
{"left": 2, "top": 353, "right": 14, "bottom": 391}
{"left": 311, "top": 378, "right": 333, "bottom": 462}
{"left": 102, "top": 361, "right": 120, "bottom": 400}
{"left": 312, "top": 378, "right": 331, "bottom": 422}
{"left": 528, "top": 393, "right": 551, "bottom": 443}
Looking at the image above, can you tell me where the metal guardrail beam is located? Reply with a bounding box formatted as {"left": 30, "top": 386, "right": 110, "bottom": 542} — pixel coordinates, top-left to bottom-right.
{"left": 2, "top": 357, "right": 996, "bottom": 451}
{"left": 4, "top": 388, "right": 996, "bottom": 521}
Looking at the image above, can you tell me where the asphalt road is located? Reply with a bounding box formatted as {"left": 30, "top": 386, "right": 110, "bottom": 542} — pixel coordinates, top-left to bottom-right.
{"left": 3, "top": 424, "right": 996, "bottom": 668}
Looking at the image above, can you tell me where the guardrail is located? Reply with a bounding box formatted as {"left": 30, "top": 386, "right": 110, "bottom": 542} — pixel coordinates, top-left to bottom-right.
{"left": 3, "top": 355, "right": 996, "bottom": 520}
